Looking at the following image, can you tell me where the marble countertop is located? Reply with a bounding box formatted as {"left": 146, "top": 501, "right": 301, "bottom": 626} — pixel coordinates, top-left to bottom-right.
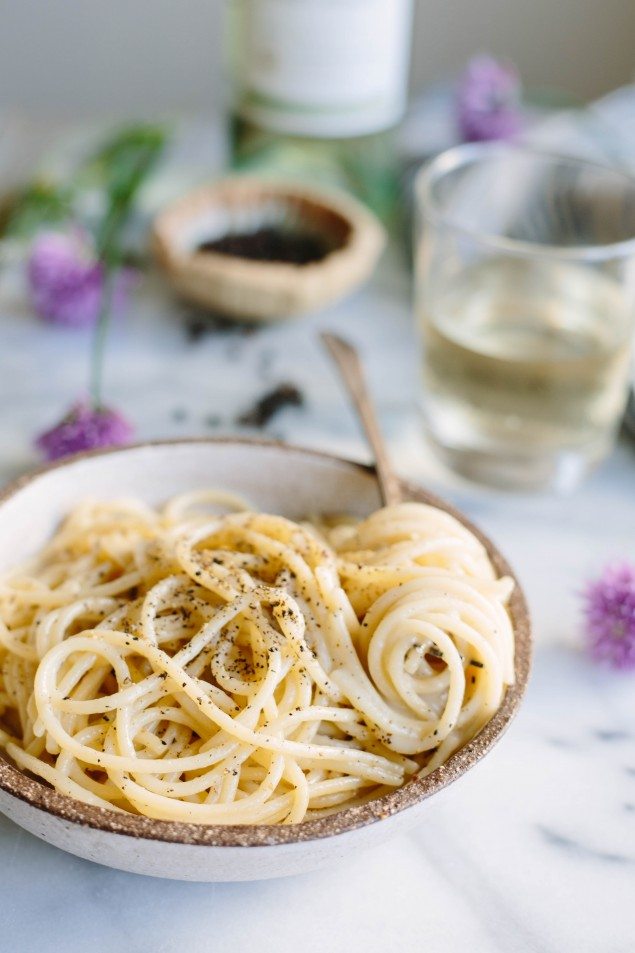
{"left": 1, "top": 115, "right": 635, "bottom": 953}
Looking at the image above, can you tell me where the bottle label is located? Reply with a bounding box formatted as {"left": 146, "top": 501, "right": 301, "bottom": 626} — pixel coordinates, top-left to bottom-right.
{"left": 232, "top": 0, "right": 413, "bottom": 138}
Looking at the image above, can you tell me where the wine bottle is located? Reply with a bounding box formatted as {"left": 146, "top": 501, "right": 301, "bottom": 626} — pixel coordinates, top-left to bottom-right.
{"left": 227, "top": 0, "right": 413, "bottom": 223}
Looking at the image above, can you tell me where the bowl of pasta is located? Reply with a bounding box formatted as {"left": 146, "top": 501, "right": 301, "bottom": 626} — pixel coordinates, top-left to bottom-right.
{"left": 0, "top": 438, "right": 531, "bottom": 881}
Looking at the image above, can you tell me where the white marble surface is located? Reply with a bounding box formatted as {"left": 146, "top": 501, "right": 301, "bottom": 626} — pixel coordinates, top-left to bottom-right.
{"left": 1, "top": 121, "right": 635, "bottom": 953}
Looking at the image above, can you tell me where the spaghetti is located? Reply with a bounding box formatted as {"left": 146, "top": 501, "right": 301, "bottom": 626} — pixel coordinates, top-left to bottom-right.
{"left": 0, "top": 492, "right": 514, "bottom": 825}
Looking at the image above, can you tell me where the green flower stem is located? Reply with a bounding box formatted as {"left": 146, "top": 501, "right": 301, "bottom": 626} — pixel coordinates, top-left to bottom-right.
{"left": 89, "top": 265, "right": 116, "bottom": 410}
{"left": 84, "top": 125, "right": 167, "bottom": 410}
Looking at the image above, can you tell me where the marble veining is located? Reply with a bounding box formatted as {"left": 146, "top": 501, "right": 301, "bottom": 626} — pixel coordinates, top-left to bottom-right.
{"left": 0, "top": 111, "right": 634, "bottom": 952}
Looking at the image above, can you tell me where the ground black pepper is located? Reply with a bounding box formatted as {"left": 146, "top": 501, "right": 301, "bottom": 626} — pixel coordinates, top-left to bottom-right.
{"left": 198, "top": 227, "right": 331, "bottom": 266}
{"left": 237, "top": 383, "right": 304, "bottom": 428}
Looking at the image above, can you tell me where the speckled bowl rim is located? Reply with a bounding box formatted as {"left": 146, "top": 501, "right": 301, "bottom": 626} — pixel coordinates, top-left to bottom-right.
{"left": 0, "top": 438, "right": 531, "bottom": 848}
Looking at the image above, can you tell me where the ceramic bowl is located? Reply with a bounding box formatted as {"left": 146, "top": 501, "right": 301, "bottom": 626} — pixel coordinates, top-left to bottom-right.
{"left": 152, "top": 178, "right": 385, "bottom": 321}
{"left": 0, "top": 439, "right": 531, "bottom": 881}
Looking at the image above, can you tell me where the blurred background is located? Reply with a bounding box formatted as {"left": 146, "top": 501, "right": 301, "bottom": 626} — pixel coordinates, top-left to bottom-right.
{"left": 1, "top": 0, "right": 634, "bottom": 118}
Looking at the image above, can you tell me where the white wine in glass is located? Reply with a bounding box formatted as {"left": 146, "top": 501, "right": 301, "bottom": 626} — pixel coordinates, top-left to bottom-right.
{"left": 416, "top": 145, "right": 635, "bottom": 491}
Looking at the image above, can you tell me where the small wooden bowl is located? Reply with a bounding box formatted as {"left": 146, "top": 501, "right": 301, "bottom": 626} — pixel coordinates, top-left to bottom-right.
{"left": 0, "top": 439, "right": 531, "bottom": 882}
{"left": 152, "top": 178, "right": 386, "bottom": 321}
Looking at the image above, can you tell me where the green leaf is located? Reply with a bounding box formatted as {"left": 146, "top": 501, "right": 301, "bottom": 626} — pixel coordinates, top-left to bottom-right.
{"left": 1, "top": 181, "right": 73, "bottom": 239}
{"left": 2, "top": 124, "right": 168, "bottom": 254}
{"left": 84, "top": 124, "right": 168, "bottom": 263}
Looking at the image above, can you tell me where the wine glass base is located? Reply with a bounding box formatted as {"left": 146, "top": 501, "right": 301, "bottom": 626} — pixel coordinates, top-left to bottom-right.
{"left": 425, "top": 431, "right": 611, "bottom": 493}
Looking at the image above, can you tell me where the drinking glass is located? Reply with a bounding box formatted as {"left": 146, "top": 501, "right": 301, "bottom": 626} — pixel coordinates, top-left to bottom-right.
{"left": 414, "top": 143, "right": 635, "bottom": 491}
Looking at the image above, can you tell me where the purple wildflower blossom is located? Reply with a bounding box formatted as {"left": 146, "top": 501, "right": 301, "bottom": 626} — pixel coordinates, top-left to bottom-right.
{"left": 583, "top": 563, "right": 635, "bottom": 671}
{"left": 27, "top": 231, "right": 133, "bottom": 329}
{"left": 36, "top": 401, "right": 134, "bottom": 461}
{"left": 456, "top": 55, "right": 523, "bottom": 143}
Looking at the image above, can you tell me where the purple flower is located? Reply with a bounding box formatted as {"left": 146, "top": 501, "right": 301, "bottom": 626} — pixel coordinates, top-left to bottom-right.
{"left": 583, "top": 563, "right": 635, "bottom": 671}
{"left": 456, "top": 55, "right": 523, "bottom": 143}
{"left": 27, "top": 231, "right": 132, "bottom": 329}
{"left": 36, "top": 401, "right": 134, "bottom": 461}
